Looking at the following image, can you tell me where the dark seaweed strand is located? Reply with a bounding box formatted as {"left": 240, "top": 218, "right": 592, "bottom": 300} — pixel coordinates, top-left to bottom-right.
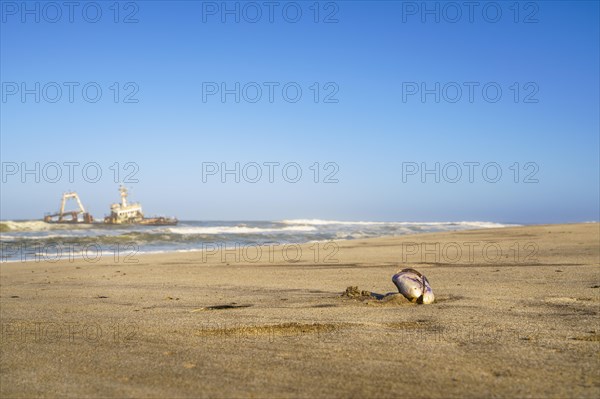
{"left": 401, "top": 268, "right": 423, "bottom": 278}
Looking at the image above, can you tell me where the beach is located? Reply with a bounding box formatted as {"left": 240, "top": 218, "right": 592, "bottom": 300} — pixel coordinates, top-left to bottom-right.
{"left": 1, "top": 222, "right": 599, "bottom": 398}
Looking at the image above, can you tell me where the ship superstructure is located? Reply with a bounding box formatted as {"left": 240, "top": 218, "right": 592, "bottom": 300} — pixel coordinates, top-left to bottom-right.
{"left": 104, "top": 186, "right": 144, "bottom": 224}
{"left": 103, "top": 186, "right": 177, "bottom": 226}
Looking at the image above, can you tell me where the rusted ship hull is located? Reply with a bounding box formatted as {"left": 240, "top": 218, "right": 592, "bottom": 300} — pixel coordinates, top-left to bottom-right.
{"left": 138, "top": 217, "right": 178, "bottom": 226}
{"left": 103, "top": 216, "right": 178, "bottom": 226}
{"left": 44, "top": 212, "right": 94, "bottom": 224}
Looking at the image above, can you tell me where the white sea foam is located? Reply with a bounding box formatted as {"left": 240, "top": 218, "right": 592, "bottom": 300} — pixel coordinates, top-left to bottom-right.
{"left": 279, "top": 219, "right": 516, "bottom": 228}
{"left": 0, "top": 233, "right": 84, "bottom": 240}
{"left": 166, "top": 225, "right": 317, "bottom": 235}
{"left": 0, "top": 220, "right": 95, "bottom": 232}
{"left": 279, "top": 219, "right": 388, "bottom": 226}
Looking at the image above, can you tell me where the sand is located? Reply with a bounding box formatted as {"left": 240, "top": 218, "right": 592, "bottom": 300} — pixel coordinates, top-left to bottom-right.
{"left": 1, "top": 223, "right": 599, "bottom": 398}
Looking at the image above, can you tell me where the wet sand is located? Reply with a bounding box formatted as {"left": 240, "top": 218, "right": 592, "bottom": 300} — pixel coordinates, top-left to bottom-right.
{"left": 1, "top": 223, "right": 599, "bottom": 398}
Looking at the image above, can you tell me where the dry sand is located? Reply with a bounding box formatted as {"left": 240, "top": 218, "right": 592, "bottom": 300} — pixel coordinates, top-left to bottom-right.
{"left": 1, "top": 223, "right": 599, "bottom": 398}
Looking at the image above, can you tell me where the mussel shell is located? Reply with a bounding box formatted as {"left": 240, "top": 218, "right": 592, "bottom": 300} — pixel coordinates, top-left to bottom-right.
{"left": 392, "top": 268, "right": 434, "bottom": 304}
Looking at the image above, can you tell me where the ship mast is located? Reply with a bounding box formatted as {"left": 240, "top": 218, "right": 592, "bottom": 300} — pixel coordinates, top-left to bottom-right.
{"left": 119, "top": 186, "right": 128, "bottom": 207}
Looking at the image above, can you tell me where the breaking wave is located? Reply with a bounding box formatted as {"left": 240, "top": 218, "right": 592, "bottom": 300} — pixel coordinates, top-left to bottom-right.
{"left": 1, "top": 219, "right": 517, "bottom": 262}
{"left": 279, "top": 219, "right": 516, "bottom": 228}
{"left": 166, "top": 225, "right": 317, "bottom": 235}
{"left": 0, "top": 220, "right": 95, "bottom": 232}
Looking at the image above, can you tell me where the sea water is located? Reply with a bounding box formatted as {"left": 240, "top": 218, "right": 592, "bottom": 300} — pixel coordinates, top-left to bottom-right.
{"left": 0, "top": 219, "right": 516, "bottom": 262}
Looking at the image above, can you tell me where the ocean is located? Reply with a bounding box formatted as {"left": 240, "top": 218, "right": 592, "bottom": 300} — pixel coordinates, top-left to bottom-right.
{"left": 0, "top": 219, "right": 516, "bottom": 263}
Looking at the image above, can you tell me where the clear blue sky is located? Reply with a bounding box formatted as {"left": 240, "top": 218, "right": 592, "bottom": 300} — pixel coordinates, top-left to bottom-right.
{"left": 1, "top": 1, "right": 598, "bottom": 223}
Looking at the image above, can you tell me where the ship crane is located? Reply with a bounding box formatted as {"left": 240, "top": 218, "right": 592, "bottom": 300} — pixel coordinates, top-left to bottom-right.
{"left": 44, "top": 192, "right": 94, "bottom": 224}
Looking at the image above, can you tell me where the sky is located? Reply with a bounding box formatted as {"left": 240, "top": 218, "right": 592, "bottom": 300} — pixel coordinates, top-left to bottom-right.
{"left": 1, "top": 0, "right": 599, "bottom": 223}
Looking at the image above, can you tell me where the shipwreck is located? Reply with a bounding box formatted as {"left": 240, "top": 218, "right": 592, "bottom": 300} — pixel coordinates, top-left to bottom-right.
{"left": 43, "top": 192, "right": 94, "bottom": 224}
{"left": 103, "top": 186, "right": 178, "bottom": 226}
{"left": 43, "top": 186, "right": 178, "bottom": 226}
